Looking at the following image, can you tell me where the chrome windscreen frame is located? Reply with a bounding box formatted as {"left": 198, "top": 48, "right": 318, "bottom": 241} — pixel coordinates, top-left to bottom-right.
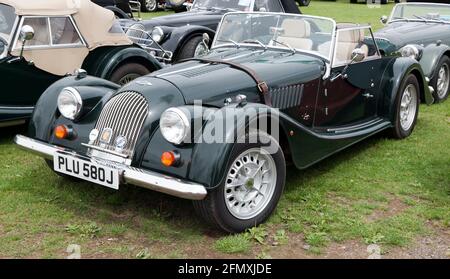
{"left": 388, "top": 2, "right": 450, "bottom": 25}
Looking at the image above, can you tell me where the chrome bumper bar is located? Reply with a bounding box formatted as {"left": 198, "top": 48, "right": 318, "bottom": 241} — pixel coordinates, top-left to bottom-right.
{"left": 14, "top": 135, "right": 207, "bottom": 200}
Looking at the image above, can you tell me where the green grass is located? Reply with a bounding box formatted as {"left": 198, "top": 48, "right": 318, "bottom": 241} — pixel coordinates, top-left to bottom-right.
{"left": 214, "top": 234, "right": 252, "bottom": 254}
{"left": 0, "top": 1, "right": 449, "bottom": 258}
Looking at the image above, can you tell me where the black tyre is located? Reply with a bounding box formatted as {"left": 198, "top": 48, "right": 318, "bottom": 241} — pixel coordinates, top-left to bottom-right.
{"left": 140, "top": 0, "right": 158, "bottom": 12}
{"left": 391, "top": 74, "right": 420, "bottom": 139}
{"left": 430, "top": 55, "right": 450, "bottom": 103}
{"left": 176, "top": 36, "right": 206, "bottom": 62}
{"left": 193, "top": 133, "right": 286, "bottom": 233}
{"left": 109, "top": 62, "right": 150, "bottom": 85}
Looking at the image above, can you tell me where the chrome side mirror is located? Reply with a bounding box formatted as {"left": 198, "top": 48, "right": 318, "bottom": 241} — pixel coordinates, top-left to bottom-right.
{"left": 183, "top": 2, "right": 193, "bottom": 11}
{"left": 202, "top": 33, "right": 210, "bottom": 46}
{"left": 330, "top": 48, "right": 366, "bottom": 82}
{"left": 351, "top": 48, "right": 366, "bottom": 63}
{"left": 198, "top": 33, "right": 211, "bottom": 55}
{"left": 19, "top": 25, "right": 34, "bottom": 41}
{"left": 380, "top": 15, "right": 388, "bottom": 25}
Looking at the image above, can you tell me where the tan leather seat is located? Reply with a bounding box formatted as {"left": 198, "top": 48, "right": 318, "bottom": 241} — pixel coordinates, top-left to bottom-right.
{"left": 276, "top": 19, "right": 313, "bottom": 51}
{"left": 319, "top": 25, "right": 369, "bottom": 65}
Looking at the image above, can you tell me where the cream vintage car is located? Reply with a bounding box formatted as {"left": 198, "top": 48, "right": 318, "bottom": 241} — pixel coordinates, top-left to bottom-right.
{"left": 0, "top": 0, "right": 162, "bottom": 127}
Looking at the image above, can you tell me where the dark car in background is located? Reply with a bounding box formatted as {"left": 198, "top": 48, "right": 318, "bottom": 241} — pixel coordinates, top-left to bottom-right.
{"left": 120, "top": 0, "right": 302, "bottom": 63}
{"left": 376, "top": 2, "right": 450, "bottom": 102}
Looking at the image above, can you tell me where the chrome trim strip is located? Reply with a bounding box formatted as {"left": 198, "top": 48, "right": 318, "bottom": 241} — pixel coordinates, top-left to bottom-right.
{"left": 0, "top": 106, "right": 34, "bottom": 110}
{"left": 14, "top": 135, "right": 207, "bottom": 200}
{"left": 82, "top": 143, "right": 128, "bottom": 158}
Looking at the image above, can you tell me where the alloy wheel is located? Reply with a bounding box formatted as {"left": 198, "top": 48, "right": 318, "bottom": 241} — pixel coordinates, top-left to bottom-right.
{"left": 399, "top": 84, "right": 418, "bottom": 131}
{"left": 118, "top": 73, "right": 141, "bottom": 85}
{"left": 224, "top": 148, "right": 277, "bottom": 220}
{"left": 436, "top": 63, "right": 450, "bottom": 99}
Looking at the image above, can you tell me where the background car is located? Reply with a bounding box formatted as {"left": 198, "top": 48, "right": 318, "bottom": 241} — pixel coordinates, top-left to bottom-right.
{"left": 119, "top": 0, "right": 302, "bottom": 63}
{"left": 93, "top": 0, "right": 142, "bottom": 19}
{"left": 139, "top": 0, "right": 188, "bottom": 13}
{"left": 15, "top": 12, "right": 433, "bottom": 232}
{"left": 0, "top": 0, "right": 162, "bottom": 127}
{"left": 376, "top": 2, "right": 450, "bottom": 102}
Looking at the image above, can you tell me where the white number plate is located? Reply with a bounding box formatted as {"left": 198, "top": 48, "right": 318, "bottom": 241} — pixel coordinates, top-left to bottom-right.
{"left": 53, "top": 153, "right": 120, "bottom": 190}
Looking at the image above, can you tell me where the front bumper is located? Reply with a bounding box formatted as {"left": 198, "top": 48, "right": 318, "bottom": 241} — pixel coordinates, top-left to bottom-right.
{"left": 14, "top": 135, "right": 207, "bottom": 200}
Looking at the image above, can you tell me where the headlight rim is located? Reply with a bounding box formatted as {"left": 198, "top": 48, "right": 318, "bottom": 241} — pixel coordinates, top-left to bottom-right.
{"left": 57, "top": 87, "right": 83, "bottom": 121}
{"left": 400, "top": 44, "right": 423, "bottom": 61}
{"left": 160, "top": 107, "right": 191, "bottom": 145}
{"left": 151, "top": 26, "right": 165, "bottom": 43}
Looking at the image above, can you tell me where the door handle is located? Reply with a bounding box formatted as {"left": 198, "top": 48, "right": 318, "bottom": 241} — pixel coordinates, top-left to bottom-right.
{"left": 363, "top": 93, "right": 374, "bottom": 98}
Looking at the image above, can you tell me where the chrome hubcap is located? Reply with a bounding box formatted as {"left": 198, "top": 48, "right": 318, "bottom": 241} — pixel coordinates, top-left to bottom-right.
{"left": 194, "top": 43, "right": 208, "bottom": 57}
{"left": 400, "top": 84, "right": 418, "bottom": 131}
{"left": 224, "top": 148, "right": 277, "bottom": 220}
{"left": 118, "top": 73, "right": 140, "bottom": 85}
{"left": 436, "top": 64, "right": 449, "bottom": 99}
{"left": 145, "top": 0, "right": 157, "bottom": 10}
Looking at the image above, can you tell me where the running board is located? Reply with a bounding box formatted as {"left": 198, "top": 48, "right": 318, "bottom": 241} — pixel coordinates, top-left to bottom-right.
{"left": 326, "top": 118, "right": 386, "bottom": 134}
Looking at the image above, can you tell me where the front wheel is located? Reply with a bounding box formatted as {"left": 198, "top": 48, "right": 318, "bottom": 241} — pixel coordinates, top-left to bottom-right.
{"left": 430, "top": 56, "right": 450, "bottom": 103}
{"left": 391, "top": 74, "right": 420, "bottom": 139}
{"left": 176, "top": 36, "right": 207, "bottom": 62}
{"left": 193, "top": 134, "right": 286, "bottom": 233}
{"left": 109, "top": 63, "right": 150, "bottom": 86}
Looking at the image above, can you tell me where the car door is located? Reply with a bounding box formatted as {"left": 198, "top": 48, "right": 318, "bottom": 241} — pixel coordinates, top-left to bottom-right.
{"left": 314, "top": 26, "right": 383, "bottom": 128}
{"left": 4, "top": 16, "right": 88, "bottom": 106}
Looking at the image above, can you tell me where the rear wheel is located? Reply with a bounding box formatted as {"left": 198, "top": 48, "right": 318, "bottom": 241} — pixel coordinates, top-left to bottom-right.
{"left": 430, "top": 56, "right": 450, "bottom": 103}
{"left": 193, "top": 133, "right": 285, "bottom": 233}
{"left": 391, "top": 74, "right": 420, "bottom": 139}
{"left": 109, "top": 63, "right": 150, "bottom": 86}
{"left": 140, "top": 0, "right": 158, "bottom": 12}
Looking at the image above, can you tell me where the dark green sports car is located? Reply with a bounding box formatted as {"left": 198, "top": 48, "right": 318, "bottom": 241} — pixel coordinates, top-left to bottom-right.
{"left": 15, "top": 12, "right": 433, "bottom": 232}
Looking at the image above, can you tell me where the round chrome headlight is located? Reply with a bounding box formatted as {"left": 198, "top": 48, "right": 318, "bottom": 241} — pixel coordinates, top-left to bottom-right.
{"left": 57, "top": 87, "right": 83, "bottom": 120}
{"left": 151, "top": 27, "right": 164, "bottom": 43}
{"left": 160, "top": 108, "right": 190, "bottom": 145}
{"left": 400, "top": 45, "right": 422, "bottom": 60}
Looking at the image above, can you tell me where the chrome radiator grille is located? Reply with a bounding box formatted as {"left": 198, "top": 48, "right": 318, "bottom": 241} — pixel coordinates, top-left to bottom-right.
{"left": 91, "top": 91, "right": 148, "bottom": 158}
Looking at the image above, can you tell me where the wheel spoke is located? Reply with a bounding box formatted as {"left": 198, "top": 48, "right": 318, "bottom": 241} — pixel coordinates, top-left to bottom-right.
{"left": 223, "top": 149, "right": 277, "bottom": 220}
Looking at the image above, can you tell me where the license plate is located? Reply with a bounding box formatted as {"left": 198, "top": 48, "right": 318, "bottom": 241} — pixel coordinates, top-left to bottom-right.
{"left": 53, "top": 153, "right": 120, "bottom": 190}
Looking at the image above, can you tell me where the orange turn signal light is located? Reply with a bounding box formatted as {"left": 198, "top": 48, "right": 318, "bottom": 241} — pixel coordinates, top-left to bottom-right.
{"left": 161, "top": 151, "right": 178, "bottom": 167}
{"left": 54, "top": 125, "right": 69, "bottom": 139}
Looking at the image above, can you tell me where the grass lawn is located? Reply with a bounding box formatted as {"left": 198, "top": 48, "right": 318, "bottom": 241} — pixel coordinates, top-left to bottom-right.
{"left": 0, "top": 0, "right": 449, "bottom": 259}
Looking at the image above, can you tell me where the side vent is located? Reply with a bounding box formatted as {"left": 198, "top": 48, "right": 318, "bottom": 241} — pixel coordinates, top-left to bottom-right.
{"left": 270, "top": 84, "right": 304, "bottom": 109}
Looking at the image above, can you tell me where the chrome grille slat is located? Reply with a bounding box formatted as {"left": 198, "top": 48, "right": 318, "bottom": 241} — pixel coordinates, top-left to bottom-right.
{"left": 90, "top": 91, "right": 149, "bottom": 158}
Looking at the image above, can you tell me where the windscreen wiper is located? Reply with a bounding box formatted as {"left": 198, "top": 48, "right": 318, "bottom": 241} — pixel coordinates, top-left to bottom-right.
{"left": 271, "top": 39, "right": 296, "bottom": 54}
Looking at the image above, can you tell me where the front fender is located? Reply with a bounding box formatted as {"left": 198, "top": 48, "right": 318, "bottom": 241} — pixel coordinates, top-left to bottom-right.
{"left": 29, "top": 76, "right": 119, "bottom": 142}
{"left": 419, "top": 43, "right": 450, "bottom": 79}
{"left": 188, "top": 103, "right": 279, "bottom": 189}
{"left": 82, "top": 46, "right": 163, "bottom": 80}
{"left": 160, "top": 25, "right": 215, "bottom": 58}
{"left": 381, "top": 57, "right": 432, "bottom": 123}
